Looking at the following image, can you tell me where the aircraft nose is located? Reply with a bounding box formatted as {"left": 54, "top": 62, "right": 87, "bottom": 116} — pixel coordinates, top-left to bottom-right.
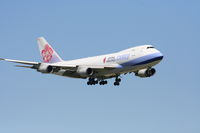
{"left": 158, "top": 52, "right": 164, "bottom": 60}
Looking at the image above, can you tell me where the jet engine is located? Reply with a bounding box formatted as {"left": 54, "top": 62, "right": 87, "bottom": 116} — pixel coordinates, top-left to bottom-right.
{"left": 135, "top": 68, "right": 156, "bottom": 78}
{"left": 37, "top": 63, "right": 53, "bottom": 73}
{"left": 77, "top": 66, "right": 94, "bottom": 77}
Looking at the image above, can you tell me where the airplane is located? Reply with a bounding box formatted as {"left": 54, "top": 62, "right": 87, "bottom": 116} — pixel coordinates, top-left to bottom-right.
{"left": 0, "top": 37, "right": 163, "bottom": 86}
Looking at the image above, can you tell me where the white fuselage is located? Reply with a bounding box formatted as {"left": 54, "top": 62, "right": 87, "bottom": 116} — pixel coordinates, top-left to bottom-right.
{"left": 53, "top": 45, "right": 163, "bottom": 79}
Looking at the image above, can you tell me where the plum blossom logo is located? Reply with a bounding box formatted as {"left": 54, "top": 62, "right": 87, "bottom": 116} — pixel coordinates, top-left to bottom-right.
{"left": 103, "top": 57, "right": 106, "bottom": 63}
{"left": 41, "top": 44, "right": 53, "bottom": 62}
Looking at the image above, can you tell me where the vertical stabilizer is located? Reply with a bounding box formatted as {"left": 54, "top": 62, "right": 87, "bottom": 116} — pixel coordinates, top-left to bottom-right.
{"left": 37, "top": 37, "right": 63, "bottom": 63}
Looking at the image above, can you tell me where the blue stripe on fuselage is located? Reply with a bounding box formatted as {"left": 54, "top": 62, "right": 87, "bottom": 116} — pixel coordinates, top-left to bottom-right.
{"left": 120, "top": 52, "right": 163, "bottom": 67}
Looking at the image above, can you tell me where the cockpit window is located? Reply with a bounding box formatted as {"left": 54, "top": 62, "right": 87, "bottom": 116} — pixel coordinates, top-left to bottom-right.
{"left": 147, "top": 46, "right": 154, "bottom": 49}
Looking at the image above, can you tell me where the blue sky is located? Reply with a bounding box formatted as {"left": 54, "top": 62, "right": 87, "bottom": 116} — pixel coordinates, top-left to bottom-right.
{"left": 0, "top": 0, "right": 200, "bottom": 133}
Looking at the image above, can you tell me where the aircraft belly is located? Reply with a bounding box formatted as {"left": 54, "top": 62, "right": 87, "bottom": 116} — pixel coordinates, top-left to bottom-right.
{"left": 53, "top": 69, "right": 84, "bottom": 79}
{"left": 53, "top": 60, "right": 161, "bottom": 79}
{"left": 94, "top": 60, "right": 161, "bottom": 78}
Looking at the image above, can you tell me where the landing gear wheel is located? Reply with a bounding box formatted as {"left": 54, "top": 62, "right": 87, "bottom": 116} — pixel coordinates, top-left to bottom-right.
{"left": 115, "top": 78, "right": 121, "bottom": 82}
{"left": 99, "top": 80, "right": 108, "bottom": 85}
{"left": 114, "top": 76, "right": 121, "bottom": 86}
{"left": 114, "top": 82, "right": 120, "bottom": 86}
{"left": 104, "top": 81, "right": 108, "bottom": 84}
{"left": 87, "top": 78, "right": 98, "bottom": 85}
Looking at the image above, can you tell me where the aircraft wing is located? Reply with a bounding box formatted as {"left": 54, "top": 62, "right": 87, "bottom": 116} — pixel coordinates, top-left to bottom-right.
{"left": 0, "top": 58, "right": 38, "bottom": 65}
{"left": 0, "top": 58, "right": 118, "bottom": 71}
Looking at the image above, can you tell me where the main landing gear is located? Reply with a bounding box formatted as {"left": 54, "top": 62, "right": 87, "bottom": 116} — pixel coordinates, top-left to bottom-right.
{"left": 87, "top": 78, "right": 108, "bottom": 85}
{"left": 87, "top": 78, "right": 98, "bottom": 85}
{"left": 99, "top": 80, "right": 108, "bottom": 85}
{"left": 87, "top": 77, "right": 121, "bottom": 86}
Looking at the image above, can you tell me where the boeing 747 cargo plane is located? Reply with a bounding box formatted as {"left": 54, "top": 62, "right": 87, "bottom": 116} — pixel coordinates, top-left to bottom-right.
{"left": 0, "top": 37, "right": 163, "bottom": 86}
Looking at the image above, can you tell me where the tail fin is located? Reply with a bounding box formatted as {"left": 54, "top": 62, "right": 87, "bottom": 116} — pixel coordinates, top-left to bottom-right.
{"left": 37, "top": 37, "right": 63, "bottom": 63}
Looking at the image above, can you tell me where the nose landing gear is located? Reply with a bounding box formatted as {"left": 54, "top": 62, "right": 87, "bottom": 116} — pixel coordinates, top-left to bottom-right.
{"left": 114, "top": 77, "right": 121, "bottom": 86}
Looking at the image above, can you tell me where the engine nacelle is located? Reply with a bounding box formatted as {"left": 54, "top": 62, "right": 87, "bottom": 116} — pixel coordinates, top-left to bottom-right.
{"left": 37, "top": 63, "right": 53, "bottom": 73}
{"left": 135, "top": 68, "right": 156, "bottom": 78}
{"left": 77, "top": 66, "right": 93, "bottom": 77}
